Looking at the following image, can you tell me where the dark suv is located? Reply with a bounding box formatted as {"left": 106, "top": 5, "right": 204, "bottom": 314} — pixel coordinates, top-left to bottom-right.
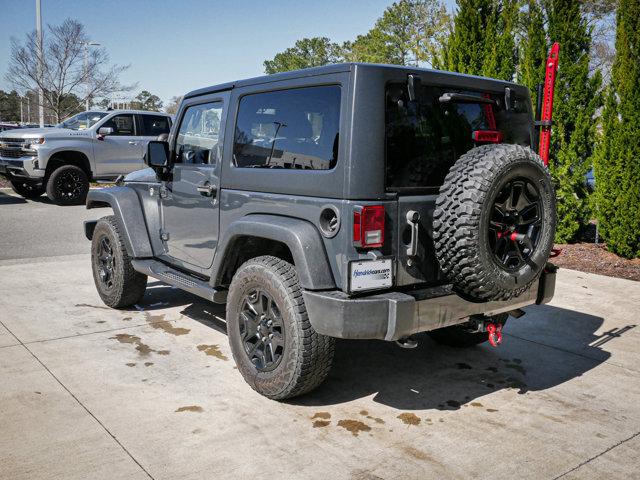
{"left": 84, "top": 63, "right": 556, "bottom": 400}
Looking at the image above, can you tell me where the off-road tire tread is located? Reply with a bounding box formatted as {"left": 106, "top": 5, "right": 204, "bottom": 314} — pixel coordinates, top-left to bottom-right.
{"left": 227, "top": 256, "right": 335, "bottom": 400}
{"left": 433, "top": 144, "right": 553, "bottom": 301}
{"left": 91, "top": 215, "right": 147, "bottom": 308}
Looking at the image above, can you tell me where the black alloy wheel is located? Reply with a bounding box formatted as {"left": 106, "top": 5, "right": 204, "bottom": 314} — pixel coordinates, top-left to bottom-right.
{"left": 55, "top": 169, "right": 85, "bottom": 201}
{"left": 488, "top": 178, "right": 543, "bottom": 271}
{"left": 97, "top": 235, "right": 115, "bottom": 290}
{"left": 239, "top": 289, "right": 285, "bottom": 371}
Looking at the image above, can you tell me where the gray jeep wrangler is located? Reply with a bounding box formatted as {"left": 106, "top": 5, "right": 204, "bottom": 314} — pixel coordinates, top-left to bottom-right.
{"left": 84, "top": 63, "right": 557, "bottom": 400}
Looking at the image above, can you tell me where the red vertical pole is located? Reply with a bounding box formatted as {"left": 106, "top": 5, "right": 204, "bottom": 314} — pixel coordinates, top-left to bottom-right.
{"left": 539, "top": 42, "right": 560, "bottom": 166}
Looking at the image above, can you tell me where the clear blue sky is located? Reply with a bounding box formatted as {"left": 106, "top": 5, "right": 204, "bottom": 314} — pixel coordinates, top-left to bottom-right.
{"left": 0, "top": 0, "right": 456, "bottom": 106}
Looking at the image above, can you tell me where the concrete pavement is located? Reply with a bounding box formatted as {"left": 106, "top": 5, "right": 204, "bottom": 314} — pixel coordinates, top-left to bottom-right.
{"left": 0, "top": 189, "right": 108, "bottom": 260}
{"left": 0, "top": 190, "right": 639, "bottom": 479}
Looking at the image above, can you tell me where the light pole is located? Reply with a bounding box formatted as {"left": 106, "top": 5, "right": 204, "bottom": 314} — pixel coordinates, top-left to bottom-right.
{"left": 82, "top": 41, "right": 101, "bottom": 111}
{"left": 36, "top": 0, "right": 45, "bottom": 127}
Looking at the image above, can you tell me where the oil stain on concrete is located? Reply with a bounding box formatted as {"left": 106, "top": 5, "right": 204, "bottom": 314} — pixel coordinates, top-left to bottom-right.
{"left": 397, "top": 413, "right": 421, "bottom": 425}
{"left": 175, "top": 405, "right": 203, "bottom": 413}
{"left": 359, "top": 410, "right": 384, "bottom": 424}
{"left": 197, "top": 344, "right": 228, "bottom": 361}
{"left": 145, "top": 313, "right": 191, "bottom": 336}
{"left": 110, "top": 333, "right": 170, "bottom": 357}
{"left": 337, "top": 419, "right": 371, "bottom": 436}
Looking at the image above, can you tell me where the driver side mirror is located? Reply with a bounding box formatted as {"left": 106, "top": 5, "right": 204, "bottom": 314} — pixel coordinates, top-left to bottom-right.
{"left": 98, "top": 126, "right": 114, "bottom": 136}
{"left": 146, "top": 140, "right": 170, "bottom": 170}
{"left": 97, "top": 126, "right": 113, "bottom": 140}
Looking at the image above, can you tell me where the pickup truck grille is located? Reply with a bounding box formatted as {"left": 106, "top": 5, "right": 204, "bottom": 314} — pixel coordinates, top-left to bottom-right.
{"left": 0, "top": 138, "right": 27, "bottom": 144}
{"left": 0, "top": 148, "right": 33, "bottom": 158}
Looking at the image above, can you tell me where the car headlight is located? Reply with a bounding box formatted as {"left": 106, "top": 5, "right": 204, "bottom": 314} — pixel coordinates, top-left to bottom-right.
{"left": 28, "top": 137, "right": 45, "bottom": 148}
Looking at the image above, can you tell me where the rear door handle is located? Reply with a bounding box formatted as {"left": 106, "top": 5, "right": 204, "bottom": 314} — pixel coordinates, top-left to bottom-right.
{"left": 405, "top": 210, "right": 420, "bottom": 257}
{"left": 128, "top": 141, "right": 138, "bottom": 145}
{"left": 196, "top": 183, "right": 217, "bottom": 197}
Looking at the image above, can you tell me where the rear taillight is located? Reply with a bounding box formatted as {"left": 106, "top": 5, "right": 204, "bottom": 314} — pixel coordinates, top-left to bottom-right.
{"left": 353, "top": 205, "right": 385, "bottom": 248}
{"left": 473, "top": 130, "right": 503, "bottom": 143}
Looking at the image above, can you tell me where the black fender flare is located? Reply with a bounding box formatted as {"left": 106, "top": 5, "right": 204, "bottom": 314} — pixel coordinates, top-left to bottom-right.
{"left": 85, "top": 187, "right": 153, "bottom": 258}
{"left": 212, "top": 214, "right": 335, "bottom": 290}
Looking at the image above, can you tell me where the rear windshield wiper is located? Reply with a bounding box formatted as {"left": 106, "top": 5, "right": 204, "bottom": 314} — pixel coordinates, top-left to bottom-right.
{"left": 439, "top": 92, "right": 496, "bottom": 105}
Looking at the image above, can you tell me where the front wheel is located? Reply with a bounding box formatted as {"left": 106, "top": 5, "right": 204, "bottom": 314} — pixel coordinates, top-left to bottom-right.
{"left": 10, "top": 180, "right": 45, "bottom": 199}
{"left": 226, "top": 256, "right": 335, "bottom": 400}
{"left": 91, "top": 215, "right": 147, "bottom": 308}
{"left": 46, "top": 164, "right": 89, "bottom": 205}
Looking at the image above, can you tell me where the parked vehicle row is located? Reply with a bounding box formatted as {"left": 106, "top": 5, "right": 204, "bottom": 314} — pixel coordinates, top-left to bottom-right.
{"left": 0, "top": 110, "right": 171, "bottom": 205}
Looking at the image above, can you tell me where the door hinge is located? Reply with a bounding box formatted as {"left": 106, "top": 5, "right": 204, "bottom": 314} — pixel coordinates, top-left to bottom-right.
{"left": 160, "top": 229, "right": 170, "bottom": 241}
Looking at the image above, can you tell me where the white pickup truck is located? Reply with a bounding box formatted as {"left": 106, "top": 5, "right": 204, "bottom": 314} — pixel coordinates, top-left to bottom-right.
{"left": 0, "top": 110, "right": 171, "bottom": 205}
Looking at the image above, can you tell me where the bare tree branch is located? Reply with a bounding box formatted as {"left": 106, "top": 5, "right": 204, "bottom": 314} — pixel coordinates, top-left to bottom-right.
{"left": 5, "top": 18, "right": 134, "bottom": 122}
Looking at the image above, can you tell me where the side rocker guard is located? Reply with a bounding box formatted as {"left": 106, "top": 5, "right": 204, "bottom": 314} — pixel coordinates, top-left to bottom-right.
{"left": 85, "top": 187, "right": 153, "bottom": 258}
{"left": 212, "top": 214, "right": 336, "bottom": 291}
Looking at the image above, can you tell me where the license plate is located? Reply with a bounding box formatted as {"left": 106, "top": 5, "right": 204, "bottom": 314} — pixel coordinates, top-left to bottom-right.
{"left": 349, "top": 258, "right": 393, "bottom": 292}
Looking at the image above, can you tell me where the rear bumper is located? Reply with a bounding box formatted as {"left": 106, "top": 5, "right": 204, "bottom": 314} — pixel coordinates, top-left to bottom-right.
{"left": 303, "top": 268, "right": 556, "bottom": 341}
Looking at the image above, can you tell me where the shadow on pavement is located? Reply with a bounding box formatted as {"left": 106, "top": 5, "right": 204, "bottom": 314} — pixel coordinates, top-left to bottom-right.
{"left": 293, "top": 305, "right": 614, "bottom": 410}
{"left": 136, "top": 285, "right": 621, "bottom": 411}
{"left": 0, "top": 190, "right": 27, "bottom": 205}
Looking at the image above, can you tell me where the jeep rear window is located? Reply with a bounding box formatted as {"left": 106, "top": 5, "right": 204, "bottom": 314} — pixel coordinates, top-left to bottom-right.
{"left": 233, "top": 85, "right": 340, "bottom": 170}
{"left": 385, "top": 83, "right": 532, "bottom": 191}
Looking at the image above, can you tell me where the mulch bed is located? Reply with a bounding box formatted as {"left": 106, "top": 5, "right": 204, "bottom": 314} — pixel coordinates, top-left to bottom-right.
{"left": 552, "top": 242, "right": 640, "bottom": 282}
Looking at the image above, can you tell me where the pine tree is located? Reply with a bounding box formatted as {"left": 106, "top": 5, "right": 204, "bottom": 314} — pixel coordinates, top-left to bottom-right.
{"left": 482, "top": 0, "right": 519, "bottom": 80}
{"left": 444, "top": 0, "right": 517, "bottom": 80}
{"left": 445, "top": 0, "right": 495, "bottom": 75}
{"left": 518, "top": 0, "right": 547, "bottom": 107}
{"left": 593, "top": 0, "right": 640, "bottom": 258}
{"left": 544, "top": 0, "right": 602, "bottom": 242}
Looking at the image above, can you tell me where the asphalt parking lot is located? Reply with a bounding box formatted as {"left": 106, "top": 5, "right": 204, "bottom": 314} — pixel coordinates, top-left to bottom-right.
{"left": 1, "top": 189, "right": 639, "bottom": 480}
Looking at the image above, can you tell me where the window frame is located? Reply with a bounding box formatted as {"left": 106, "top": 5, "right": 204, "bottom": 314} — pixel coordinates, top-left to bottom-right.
{"left": 231, "top": 84, "right": 342, "bottom": 172}
{"left": 383, "top": 80, "right": 533, "bottom": 194}
{"left": 100, "top": 113, "right": 137, "bottom": 136}
{"left": 170, "top": 98, "right": 226, "bottom": 168}
{"left": 137, "top": 114, "right": 171, "bottom": 137}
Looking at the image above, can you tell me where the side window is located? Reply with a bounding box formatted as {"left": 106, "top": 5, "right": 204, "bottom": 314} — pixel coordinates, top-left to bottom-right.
{"left": 101, "top": 114, "right": 135, "bottom": 136}
{"left": 174, "top": 102, "right": 223, "bottom": 165}
{"left": 140, "top": 115, "right": 171, "bottom": 136}
{"left": 233, "top": 85, "right": 341, "bottom": 170}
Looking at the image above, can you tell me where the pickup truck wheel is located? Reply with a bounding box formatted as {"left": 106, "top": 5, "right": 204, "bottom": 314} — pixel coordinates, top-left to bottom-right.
{"left": 428, "top": 314, "right": 508, "bottom": 348}
{"left": 91, "top": 215, "right": 147, "bottom": 308}
{"left": 10, "top": 180, "right": 45, "bottom": 199}
{"left": 226, "top": 256, "right": 335, "bottom": 400}
{"left": 433, "top": 144, "right": 556, "bottom": 301}
{"left": 46, "top": 165, "right": 89, "bottom": 205}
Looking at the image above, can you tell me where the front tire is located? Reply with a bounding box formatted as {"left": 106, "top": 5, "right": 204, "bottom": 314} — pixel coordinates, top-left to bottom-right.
{"left": 91, "top": 215, "right": 147, "bottom": 308}
{"left": 226, "top": 256, "right": 335, "bottom": 400}
{"left": 46, "top": 165, "right": 89, "bottom": 205}
{"left": 10, "top": 180, "right": 45, "bottom": 199}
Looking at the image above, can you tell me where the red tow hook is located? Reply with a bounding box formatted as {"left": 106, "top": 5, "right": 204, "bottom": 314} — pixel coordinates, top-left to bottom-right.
{"left": 486, "top": 323, "right": 502, "bottom": 347}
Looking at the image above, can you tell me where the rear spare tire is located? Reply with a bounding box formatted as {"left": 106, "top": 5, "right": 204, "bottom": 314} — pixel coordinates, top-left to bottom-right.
{"left": 433, "top": 144, "right": 555, "bottom": 301}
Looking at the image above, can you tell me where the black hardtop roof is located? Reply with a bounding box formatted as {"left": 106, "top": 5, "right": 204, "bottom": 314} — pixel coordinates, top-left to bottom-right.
{"left": 183, "top": 63, "right": 524, "bottom": 99}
